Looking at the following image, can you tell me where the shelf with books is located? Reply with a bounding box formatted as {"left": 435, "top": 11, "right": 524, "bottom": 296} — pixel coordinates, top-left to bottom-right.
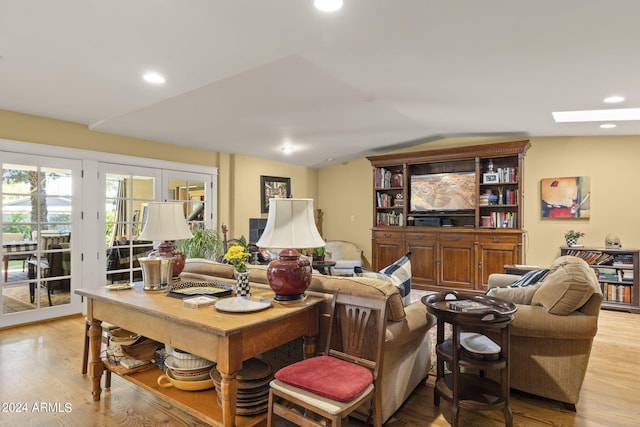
{"left": 560, "top": 246, "right": 639, "bottom": 313}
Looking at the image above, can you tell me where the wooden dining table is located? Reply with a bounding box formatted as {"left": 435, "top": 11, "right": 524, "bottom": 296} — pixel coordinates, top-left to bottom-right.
{"left": 76, "top": 284, "right": 321, "bottom": 427}
{"left": 2, "top": 240, "right": 37, "bottom": 282}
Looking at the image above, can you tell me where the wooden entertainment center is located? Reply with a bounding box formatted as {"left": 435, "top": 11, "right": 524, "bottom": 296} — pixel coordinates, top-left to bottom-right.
{"left": 368, "top": 140, "right": 529, "bottom": 293}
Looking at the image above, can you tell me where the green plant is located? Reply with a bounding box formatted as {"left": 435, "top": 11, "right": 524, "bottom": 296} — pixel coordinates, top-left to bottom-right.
{"left": 178, "top": 229, "right": 224, "bottom": 260}
{"left": 224, "top": 245, "right": 251, "bottom": 272}
{"left": 313, "top": 247, "right": 325, "bottom": 257}
{"left": 565, "top": 229, "right": 585, "bottom": 240}
{"left": 227, "top": 235, "right": 257, "bottom": 253}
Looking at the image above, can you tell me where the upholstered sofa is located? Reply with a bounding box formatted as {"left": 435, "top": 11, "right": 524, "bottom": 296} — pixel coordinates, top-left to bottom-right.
{"left": 180, "top": 258, "right": 435, "bottom": 423}
{"left": 486, "top": 255, "right": 602, "bottom": 410}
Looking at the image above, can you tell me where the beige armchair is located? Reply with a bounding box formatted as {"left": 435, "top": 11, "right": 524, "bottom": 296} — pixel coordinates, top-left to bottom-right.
{"left": 486, "top": 256, "right": 602, "bottom": 410}
{"left": 324, "top": 240, "right": 363, "bottom": 276}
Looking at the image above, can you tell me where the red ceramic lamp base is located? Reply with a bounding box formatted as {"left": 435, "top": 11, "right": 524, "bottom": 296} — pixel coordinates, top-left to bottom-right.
{"left": 154, "top": 240, "right": 185, "bottom": 278}
{"left": 266, "top": 248, "right": 313, "bottom": 301}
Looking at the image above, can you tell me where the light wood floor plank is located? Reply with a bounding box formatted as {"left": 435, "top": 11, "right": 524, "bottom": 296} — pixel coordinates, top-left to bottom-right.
{"left": 0, "top": 309, "right": 639, "bottom": 426}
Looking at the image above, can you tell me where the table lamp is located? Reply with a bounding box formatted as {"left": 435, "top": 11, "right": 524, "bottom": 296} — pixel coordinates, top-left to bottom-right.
{"left": 256, "top": 198, "right": 325, "bottom": 301}
{"left": 138, "top": 202, "right": 193, "bottom": 290}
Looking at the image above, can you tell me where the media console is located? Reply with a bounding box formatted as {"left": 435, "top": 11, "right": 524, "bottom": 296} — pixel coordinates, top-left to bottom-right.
{"left": 368, "top": 140, "right": 529, "bottom": 294}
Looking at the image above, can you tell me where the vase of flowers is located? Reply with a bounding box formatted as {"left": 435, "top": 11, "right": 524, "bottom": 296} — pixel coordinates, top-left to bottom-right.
{"left": 225, "top": 245, "right": 251, "bottom": 297}
{"left": 565, "top": 230, "right": 585, "bottom": 247}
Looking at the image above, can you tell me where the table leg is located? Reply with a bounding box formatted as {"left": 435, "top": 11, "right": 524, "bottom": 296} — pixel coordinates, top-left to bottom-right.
{"left": 219, "top": 371, "right": 238, "bottom": 427}
{"left": 87, "top": 318, "right": 104, "bottom": 401}
{"left": 3, "top": 256, "right": 8, "bottom": 282}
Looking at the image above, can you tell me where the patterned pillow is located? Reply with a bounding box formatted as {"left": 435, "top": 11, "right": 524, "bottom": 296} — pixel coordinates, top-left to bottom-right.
{"left": 507, "top": 268, "right": 549, "bottom": 287}
{"left": 355, "top": 252, "right": 412, "bottom": 306}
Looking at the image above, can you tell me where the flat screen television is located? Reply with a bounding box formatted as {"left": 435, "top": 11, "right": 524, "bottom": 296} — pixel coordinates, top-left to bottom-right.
{"left": 410, "top": 172, "right": 476, "bottom": 212}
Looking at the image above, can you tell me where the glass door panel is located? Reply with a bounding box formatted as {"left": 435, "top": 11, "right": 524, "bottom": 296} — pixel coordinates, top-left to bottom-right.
{"left": 104, "top": 172, "right": 155, "bottom": 285}
{"left": 2, "top": 157, "right": 81, "bottom": 325}
{"left": 168, "top": 178, "right": 206, "bottom": 230}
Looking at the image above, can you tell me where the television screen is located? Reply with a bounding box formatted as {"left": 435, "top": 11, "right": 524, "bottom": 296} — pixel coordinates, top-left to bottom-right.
{"left": 410, "top": 172, "right": 476, "bottom": 212}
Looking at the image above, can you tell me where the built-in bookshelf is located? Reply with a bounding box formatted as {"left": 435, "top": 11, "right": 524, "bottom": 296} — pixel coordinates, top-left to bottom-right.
{"left": 561, "top": 246, "right": 640, "bottom": 313}
{"left": 373, "top": 165, "right": 405, "bottom": 226}
{"left": 367, "top": 141, "right": 530, "bottom": 293}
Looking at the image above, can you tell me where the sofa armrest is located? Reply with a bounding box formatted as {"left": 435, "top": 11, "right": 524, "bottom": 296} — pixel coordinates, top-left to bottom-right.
{"left": 510, "top": 303, "right": 599, "bottom": 340}
{"left": 385, "top": 301, "right": 435, "bottom": 346}
{"left": 487, "top": 273, "right": 519, "bottom": 288}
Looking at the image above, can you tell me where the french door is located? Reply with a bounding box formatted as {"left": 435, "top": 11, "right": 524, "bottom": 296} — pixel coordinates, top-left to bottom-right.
{"left": 1, "top": 153, "right": 82, "bottom": 327}
{"left": 97, "top": 164, "right": 215, "bottom": 287}
{"left": 1, "top": 140, "right": 217, "bottom": 328}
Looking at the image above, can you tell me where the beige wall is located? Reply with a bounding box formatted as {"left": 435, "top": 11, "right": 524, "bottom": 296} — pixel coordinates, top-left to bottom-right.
{"left": 3, "top": 109, "right": 640, "bottom": 269}
{"left": 223, "top": 154, "right": 319, "bottom": 242}
{"left": 320, "top": 135, "right": 640, "bottom": 269}
{"left": 317, "top": 159, "right": 373, "bottom": 268}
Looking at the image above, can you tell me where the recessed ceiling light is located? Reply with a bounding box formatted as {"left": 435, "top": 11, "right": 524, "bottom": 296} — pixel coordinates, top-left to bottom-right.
{"left": 314, "top": 0, "right": 343, "bottom": 12}
{"left": 143, "top": 72, "right": 166, "bottom": 84}
{"left": 604, "top": 96, "right": 625, "bottom": 103}
{"left": 281, "top": 145, "right": 294, "bottom": 154}
{"left": 552, "top": 108, "right": 640, "bottom": 122}
{"left": 600, "top": 123, "right": 617, "bottom": 129}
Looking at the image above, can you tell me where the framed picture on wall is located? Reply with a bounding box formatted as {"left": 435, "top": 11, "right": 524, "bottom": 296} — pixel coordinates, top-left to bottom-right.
{"left": 540, "top": 176, "right": 591, "bottom": 218}
{"left": 261, "top": 176, "right": 291, "bottom": 213}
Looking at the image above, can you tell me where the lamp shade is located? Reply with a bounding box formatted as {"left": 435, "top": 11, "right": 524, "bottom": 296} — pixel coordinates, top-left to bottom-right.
{"left": 138, "top": 202, "right": 193, "bottom": 242}
{"left": 256, "top": 198, "right": 324, "bottom": 301}
{"left": 256, "top": 198, "right": 325, "bottom": 249}
{"left": 138, "top": 202, "right": 193, "bottom": 286}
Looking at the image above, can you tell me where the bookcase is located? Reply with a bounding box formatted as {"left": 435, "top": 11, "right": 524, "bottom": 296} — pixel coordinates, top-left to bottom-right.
{"left": 560, "top": 246, "right": 640, "bottom": 313}
{"left": 368, "top": 140, "right": 529, "bottom": 293}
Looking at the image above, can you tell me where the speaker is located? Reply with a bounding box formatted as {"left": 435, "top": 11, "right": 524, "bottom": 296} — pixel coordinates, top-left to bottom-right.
{"left": 414, "top": 217, "right": 441, "bottom": 227}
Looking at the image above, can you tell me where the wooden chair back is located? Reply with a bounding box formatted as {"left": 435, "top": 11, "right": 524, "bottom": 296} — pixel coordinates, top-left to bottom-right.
{"left": 325, "top": 292, "right": 387, "bottom": 381}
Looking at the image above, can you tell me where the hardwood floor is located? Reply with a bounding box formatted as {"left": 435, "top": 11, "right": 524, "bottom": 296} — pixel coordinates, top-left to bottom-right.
{"left": 0, "top": 309, "right": 638, "bottom": 426}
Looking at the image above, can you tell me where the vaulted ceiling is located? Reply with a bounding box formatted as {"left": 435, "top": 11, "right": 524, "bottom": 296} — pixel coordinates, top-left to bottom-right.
{"left": 2, "top": 1, "right": 639, "bottom": 167}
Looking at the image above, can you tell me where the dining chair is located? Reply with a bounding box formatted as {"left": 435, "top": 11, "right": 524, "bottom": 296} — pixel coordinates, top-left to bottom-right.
{"left": 267, "top": 292, "right": 387, "bottom": 427}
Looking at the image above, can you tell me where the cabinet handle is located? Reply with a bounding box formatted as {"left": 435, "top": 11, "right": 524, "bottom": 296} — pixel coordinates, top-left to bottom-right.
{"left": 452, "top": 236, "right": 461, "bottom": 241}
{"left": 493, "top": 236, "right": 502, "bottom": 242}
{"left": 384, "top": 233, "right": 392, "bottom": 238}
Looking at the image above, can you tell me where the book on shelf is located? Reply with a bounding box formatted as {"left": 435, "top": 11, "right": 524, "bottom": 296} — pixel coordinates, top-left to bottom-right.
{"left": 446, "top": 299, "right": 491, "bottom": 312}
{"left": 602, "top": 283, "right": 632, "bottom": 303}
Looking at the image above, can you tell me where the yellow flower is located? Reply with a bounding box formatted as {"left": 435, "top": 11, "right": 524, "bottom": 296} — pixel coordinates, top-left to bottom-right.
{"left": 224, "top": 245, "right": 250, "bottom": 273}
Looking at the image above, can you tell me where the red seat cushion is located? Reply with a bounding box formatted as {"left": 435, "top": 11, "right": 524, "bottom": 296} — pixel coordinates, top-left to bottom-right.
{"left": 274, "top": 355, "right": 373, "bottom": 402}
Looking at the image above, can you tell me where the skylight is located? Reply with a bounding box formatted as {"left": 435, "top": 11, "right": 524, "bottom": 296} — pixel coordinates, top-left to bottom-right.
{"left": 552, "top": 108, "right": 640, "bottom": 123}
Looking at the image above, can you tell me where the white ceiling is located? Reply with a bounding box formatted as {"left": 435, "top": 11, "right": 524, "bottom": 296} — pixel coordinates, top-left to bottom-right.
{"left": 2, "top": 1, "right": 640, "bottom": 167}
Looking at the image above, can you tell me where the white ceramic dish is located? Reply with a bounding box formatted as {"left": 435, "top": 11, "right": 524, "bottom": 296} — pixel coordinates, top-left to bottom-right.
{"left": 460, "top": 332, "right": 501, "bottom": 355}
{"left": 165, "top": 355, "right": 214, "bottom": 371}
{"left": 215, "top": 296, "right": 272, "bottom": 313}
{"left": 105, "top": 283, "right": 133, "bottom": 290}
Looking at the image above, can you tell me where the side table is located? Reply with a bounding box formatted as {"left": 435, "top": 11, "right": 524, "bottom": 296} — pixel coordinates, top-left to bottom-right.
{"left": 422, "top": 291, "right": 517, "bottom": 427}
{"left": 312, "top": 260, "right": 336, "bottom": 275}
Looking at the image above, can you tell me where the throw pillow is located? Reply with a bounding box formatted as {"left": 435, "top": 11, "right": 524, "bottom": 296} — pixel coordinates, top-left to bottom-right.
{"left": 355, "top": 252, "right": 412, "bottom": 306}
{"left": 531, "top": 256, "right": 600, "bottom": 315}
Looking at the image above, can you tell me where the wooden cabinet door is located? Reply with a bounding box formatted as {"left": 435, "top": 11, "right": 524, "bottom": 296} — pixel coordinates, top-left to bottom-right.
{"left": 476, "top": 234, "right": 521, "bottom": 291}
{"left": 372, "top": 230, "right": 405, "bottom": 270}
{"left": 438, "top": 234, "right": 475, "bottom": 289}
{"left": 406, "top": 232, "right": 437, "bottom": 287}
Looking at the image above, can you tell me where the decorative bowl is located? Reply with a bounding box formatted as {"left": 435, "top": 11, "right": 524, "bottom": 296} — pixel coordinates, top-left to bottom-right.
{"left": 165, "top": 355, "right": 215, "bottom": 371}
{"left": 109, "top": 328, "right": 140, "bottom": 346}
{"left": 157, "top": 370, "right": 214, "bottom": 391}
{"left": 169, "top": 367, "right": 212, "bottom": 381}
